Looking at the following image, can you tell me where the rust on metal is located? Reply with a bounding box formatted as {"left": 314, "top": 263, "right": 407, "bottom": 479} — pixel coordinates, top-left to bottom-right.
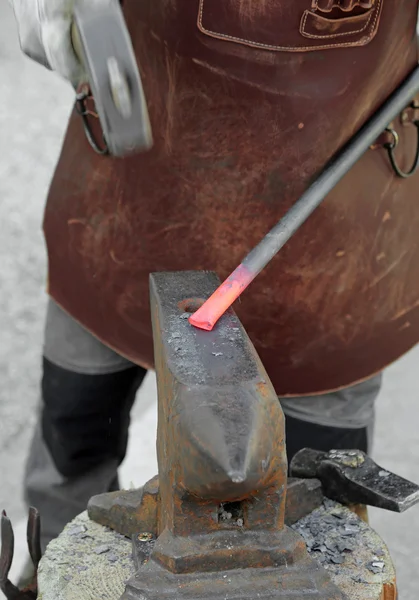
{"left": 88, "top": 476, "right": 159, "bottom": 538}
{"left": 85, "top": 272, "right": 419, "bottom": 598}
{"left": 81, "top": 272, "right": 418, "bottom": 599}
{"left": 285, "top": 478, "right": 324, "bottom": 526}
{"left": 89, "top": 475, "right": 324, "bottom": 537}
{"left": 115, "top": 271, "right": 346, "bottom": 600}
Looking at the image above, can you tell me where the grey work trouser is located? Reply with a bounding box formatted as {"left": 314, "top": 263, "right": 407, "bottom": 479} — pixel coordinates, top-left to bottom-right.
{"left": 25, "top": 299, "right": 382, "bottom": 550}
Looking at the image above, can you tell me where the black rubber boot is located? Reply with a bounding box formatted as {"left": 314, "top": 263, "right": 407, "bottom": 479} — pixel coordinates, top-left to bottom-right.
{"left": 41, "top": 357, "right": 147, "bottom": 478}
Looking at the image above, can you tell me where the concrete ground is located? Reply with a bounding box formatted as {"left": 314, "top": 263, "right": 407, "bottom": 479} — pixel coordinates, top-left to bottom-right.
{"left": 0, "top": 1, "right": 418, "bottom": 597}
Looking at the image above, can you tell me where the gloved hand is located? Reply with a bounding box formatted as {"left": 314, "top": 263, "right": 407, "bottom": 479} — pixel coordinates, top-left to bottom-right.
{"left": 9, "top": 0, "right": 110, "bottom": 88}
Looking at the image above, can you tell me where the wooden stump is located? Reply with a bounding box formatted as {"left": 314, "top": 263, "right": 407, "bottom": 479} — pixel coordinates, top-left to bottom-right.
{"left": 38, "top": 502, "right": 397, "bottom": 600}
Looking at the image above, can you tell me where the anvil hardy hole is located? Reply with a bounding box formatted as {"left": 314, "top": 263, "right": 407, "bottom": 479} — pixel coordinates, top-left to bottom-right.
{"left": 218, "top": 502, "right": 244, "bottom": 527}
{"left": 178, "top": 297, "right": 205, "bottom": 314}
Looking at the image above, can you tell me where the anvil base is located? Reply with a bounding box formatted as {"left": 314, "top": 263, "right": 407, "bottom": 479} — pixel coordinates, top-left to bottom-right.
{"left": 122, "top": 559, "right": 343, "bottom": 600}
{"left": 121, "top": 526, "right": 344, "bottom": 600}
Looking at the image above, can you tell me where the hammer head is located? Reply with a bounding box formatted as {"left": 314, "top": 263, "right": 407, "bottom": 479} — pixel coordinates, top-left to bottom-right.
{"left": 72, "top": 0, "right": 153, "bottom": 157}
{"left": 290, "top": 448, "right": 419, "bottom": 513}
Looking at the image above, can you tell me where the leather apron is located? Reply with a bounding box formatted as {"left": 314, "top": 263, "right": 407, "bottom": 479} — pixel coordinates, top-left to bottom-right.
{"left": 44, "top": 0, "right": 419, "bottom": 395}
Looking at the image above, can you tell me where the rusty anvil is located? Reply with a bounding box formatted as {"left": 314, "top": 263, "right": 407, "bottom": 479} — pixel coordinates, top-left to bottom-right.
{"left": 86, "top": 271, "right": 419, "bottom": 600}
{"left": 2, "top": 271, "right": 419, "bottom": 600}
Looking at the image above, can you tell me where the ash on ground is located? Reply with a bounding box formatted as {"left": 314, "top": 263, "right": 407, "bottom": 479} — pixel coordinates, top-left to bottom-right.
{"left": 291, "top": 499, "right": 393, "bottom": 588}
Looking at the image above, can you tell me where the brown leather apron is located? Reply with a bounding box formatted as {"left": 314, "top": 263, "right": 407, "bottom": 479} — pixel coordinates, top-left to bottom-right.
{"left": 44, "top": 0, "right": 419, "bottom": 395}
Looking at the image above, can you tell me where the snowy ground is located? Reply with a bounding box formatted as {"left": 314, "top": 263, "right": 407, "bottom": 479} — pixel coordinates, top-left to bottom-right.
{"left": 0, "top": 2, "right": 418, "bottom": 597}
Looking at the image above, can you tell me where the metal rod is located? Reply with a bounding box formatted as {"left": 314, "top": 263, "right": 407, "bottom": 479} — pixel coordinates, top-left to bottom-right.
{"left": 189, "top": 64, "right": 419, "bottom": 331}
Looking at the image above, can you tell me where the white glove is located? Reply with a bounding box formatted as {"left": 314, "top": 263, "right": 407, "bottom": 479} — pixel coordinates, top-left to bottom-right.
{"left": 9, "top": 0, "right": 111, "bottom": 88}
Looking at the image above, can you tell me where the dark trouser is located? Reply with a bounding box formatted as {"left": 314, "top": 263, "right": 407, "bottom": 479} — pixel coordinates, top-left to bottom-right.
{"left": 25, "top": 300, "right": 381, "bottom": 550}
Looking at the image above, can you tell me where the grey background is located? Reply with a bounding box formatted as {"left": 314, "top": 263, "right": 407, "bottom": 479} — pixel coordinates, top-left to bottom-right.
{"left": 0, "top": 1, "right": 418, "bottom": 597}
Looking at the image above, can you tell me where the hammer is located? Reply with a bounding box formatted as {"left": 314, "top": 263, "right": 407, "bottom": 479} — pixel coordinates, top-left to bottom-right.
{"left": 290, "top": 448, "right": 419, "bottom": 513}
{"left": 71, "top": 0, "right": 153, "bottom": 157}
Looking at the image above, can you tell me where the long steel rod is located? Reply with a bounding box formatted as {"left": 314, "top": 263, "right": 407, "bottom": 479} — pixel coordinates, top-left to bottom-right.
{"left": 189, "top": 65, "right": 419, "bottom": 331}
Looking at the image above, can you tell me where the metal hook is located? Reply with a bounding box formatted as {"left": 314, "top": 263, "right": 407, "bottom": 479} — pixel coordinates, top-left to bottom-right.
{"left": 75, "top": 88, "right": 109, "bottom": 156}
{"left": 384, "top": 122, "right": 419, "bottom": 179}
